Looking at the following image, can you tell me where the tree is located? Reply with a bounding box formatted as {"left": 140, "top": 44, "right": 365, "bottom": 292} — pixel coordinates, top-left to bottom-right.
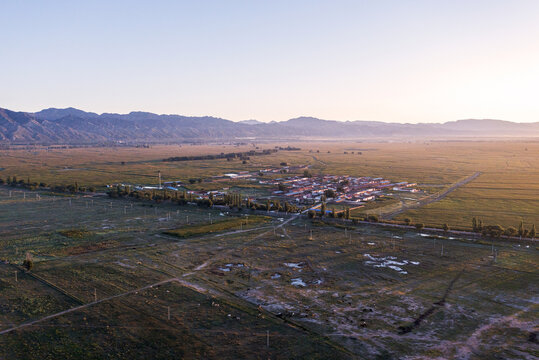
{"left": 320, "top": 202, "right": 326, "bottom": 217}
{"left": 303, "top": 170, "right": 313, "bottom": 178}
{"left": 404, "top": 217, "right": 412, "bottom": 226}
{"left": 483, "top": 224, "right": 504, "bottom": 238}
{"left": 442, "top": 223, "right": 449, "bottom": 232}
{"left": 368, "top": 214, "right": 379, "bottom": 222}
{"left": 505, "top": 226, "right": 517, "bottom": 237}
{"left": 23, "top": 252, "right": 34, "bottom": 271}
{"left": 530, "top": 224, "right": 536, "bottom": 239}
{"left": 345, "top": 207, "right": 351, "bottom": 220}
{"left": 308, "top": 210, "right": 316, "bottom": 218}
{"left": 518, "top": 221, "right": 525, "bottom": 238}
{"left": 324, "top": 189, "right": 335, "bottom": 198}
{"left": 472, "top": 217, "right": 477, "bottom": 232}
{"left": 415, "top": 223, "right": 424, "bottom": 231}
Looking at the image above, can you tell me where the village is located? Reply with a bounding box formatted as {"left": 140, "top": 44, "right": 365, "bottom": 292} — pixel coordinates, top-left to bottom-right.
{"left": 117, "top": 164, "right": 418, "bottom": 209}
{"left": 269, "top": 174, "right": 418, "bottom": 205}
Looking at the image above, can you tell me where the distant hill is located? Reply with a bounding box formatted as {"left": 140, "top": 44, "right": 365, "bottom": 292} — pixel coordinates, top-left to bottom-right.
{"left": 1, "top": 107, "right": 538, "bottom": 144}
{"left": 239, "top": 120, "right": 264, "bottom": 125}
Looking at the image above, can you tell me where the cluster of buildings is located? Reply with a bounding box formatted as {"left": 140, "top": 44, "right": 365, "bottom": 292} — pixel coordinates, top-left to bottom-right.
{"left": 219, "top": 164, "right": 310, "bottom": 181}
{"left": 273, "top": 175, "right": 417, "bottom": 205}
{"left": 112, "top": 165, "right": 417, "bottom": 208}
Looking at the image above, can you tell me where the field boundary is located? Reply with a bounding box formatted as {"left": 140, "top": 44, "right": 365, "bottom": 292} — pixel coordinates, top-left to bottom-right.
{"left": 9, "top": 264, "right": 85, "bottom": 305}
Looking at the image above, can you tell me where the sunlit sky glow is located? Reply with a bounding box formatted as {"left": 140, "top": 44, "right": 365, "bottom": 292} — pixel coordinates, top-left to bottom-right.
{"left": 2, "top": 0, "right": 539, "bottom": 123}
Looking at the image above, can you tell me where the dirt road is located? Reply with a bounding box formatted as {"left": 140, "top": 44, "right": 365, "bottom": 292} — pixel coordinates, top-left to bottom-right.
{"left": 383, "top": 171, "right": 482, "bottom": 219}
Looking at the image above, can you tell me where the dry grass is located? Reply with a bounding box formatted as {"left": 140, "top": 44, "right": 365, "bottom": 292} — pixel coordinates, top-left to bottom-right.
{"left": 1, "top": 140, "right": 538, "bottom": 230}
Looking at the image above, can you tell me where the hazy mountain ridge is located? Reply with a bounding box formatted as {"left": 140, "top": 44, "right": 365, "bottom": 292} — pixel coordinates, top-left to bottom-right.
{"left": 1, "top": 107, "right": 538, "bottom": 144}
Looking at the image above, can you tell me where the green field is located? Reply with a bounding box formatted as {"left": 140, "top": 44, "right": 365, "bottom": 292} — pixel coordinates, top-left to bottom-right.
{"left": 0, "top": 186, "right": 537, "bottom": 359}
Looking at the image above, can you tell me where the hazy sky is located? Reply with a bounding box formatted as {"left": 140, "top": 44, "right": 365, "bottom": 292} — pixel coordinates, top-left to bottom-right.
{"left": 2, "top": 0, "right": 539, "bottom": 123}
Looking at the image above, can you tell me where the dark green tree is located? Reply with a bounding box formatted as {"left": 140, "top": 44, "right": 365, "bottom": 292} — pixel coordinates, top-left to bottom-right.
{"left": 320, "top": 202, "right": 326, "bottom": 217}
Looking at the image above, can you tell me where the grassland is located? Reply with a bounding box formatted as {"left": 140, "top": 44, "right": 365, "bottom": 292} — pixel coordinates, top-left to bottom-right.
{"left": 2, "top": 140, "right": 538, "bottom": 230}
{"left": 0, "top": 186, "right": 537, "bottom": 359}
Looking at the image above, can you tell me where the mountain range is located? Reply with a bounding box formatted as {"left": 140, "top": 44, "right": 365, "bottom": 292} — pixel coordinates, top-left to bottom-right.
{"left": 1, "top": 106, "right": 538, "bottom": 144}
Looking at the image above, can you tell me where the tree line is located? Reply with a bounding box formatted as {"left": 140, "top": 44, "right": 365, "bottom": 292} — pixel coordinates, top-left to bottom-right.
{"left": 307, "top": 202, "right": 352, "bottom": 220}
{"left": 163, "top": 149, "right": 278, "bottom": 162}
{"left": 472, "top": 217, "right": 536, "bottom": 239}
{"left": 0, "top": 176, "right": 96, "bottom": 193}
{"left": 107, "top": 185, "right": 304, "bottom": 213}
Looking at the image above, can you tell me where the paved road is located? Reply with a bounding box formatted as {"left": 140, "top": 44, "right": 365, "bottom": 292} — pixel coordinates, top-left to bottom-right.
{"left": 384, "top": 171, "right": 482, "bottom": 219}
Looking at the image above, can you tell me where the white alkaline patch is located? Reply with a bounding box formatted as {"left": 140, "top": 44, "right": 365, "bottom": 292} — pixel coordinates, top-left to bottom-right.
{"left": 291, "top": 278, "right": 306, "bottom": 287}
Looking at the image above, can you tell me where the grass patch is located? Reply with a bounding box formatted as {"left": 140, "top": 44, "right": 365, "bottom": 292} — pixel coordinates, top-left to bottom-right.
{"left": 164, "top": 215, "right": 270, "bottom": 238}
{"left": 58, "top": 228, "right": 91, "bottom": 239}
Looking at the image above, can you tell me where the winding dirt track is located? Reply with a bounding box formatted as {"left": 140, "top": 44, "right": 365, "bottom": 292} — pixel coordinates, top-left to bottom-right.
{"left": 384, "top": 171, "right": 482, "bottom": 219}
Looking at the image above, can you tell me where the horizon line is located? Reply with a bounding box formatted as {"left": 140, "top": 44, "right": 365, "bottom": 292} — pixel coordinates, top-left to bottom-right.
{"left": 3, "top": 105, "right": 534, "bottom": 125}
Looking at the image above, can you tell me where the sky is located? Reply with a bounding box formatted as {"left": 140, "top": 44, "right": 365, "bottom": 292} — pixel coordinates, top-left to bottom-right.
{"left": 1, "top": 0, "right": 539, "bottom": 123}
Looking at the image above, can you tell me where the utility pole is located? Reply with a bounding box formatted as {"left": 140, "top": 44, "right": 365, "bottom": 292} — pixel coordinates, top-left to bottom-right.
{"left": 441, "top": 243, "right": 444, "bottom": 257}
{"left": 167, "top": 306, "right": 171, "bottom": 320}
{"left": 266, "top": 330, "right": 269, "bottom": 349}
{"left": 158, "top": 170, "right": 162, "bottom": 189}
{"left": 94, "top": 288, "right": 97, "bottom": 302}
